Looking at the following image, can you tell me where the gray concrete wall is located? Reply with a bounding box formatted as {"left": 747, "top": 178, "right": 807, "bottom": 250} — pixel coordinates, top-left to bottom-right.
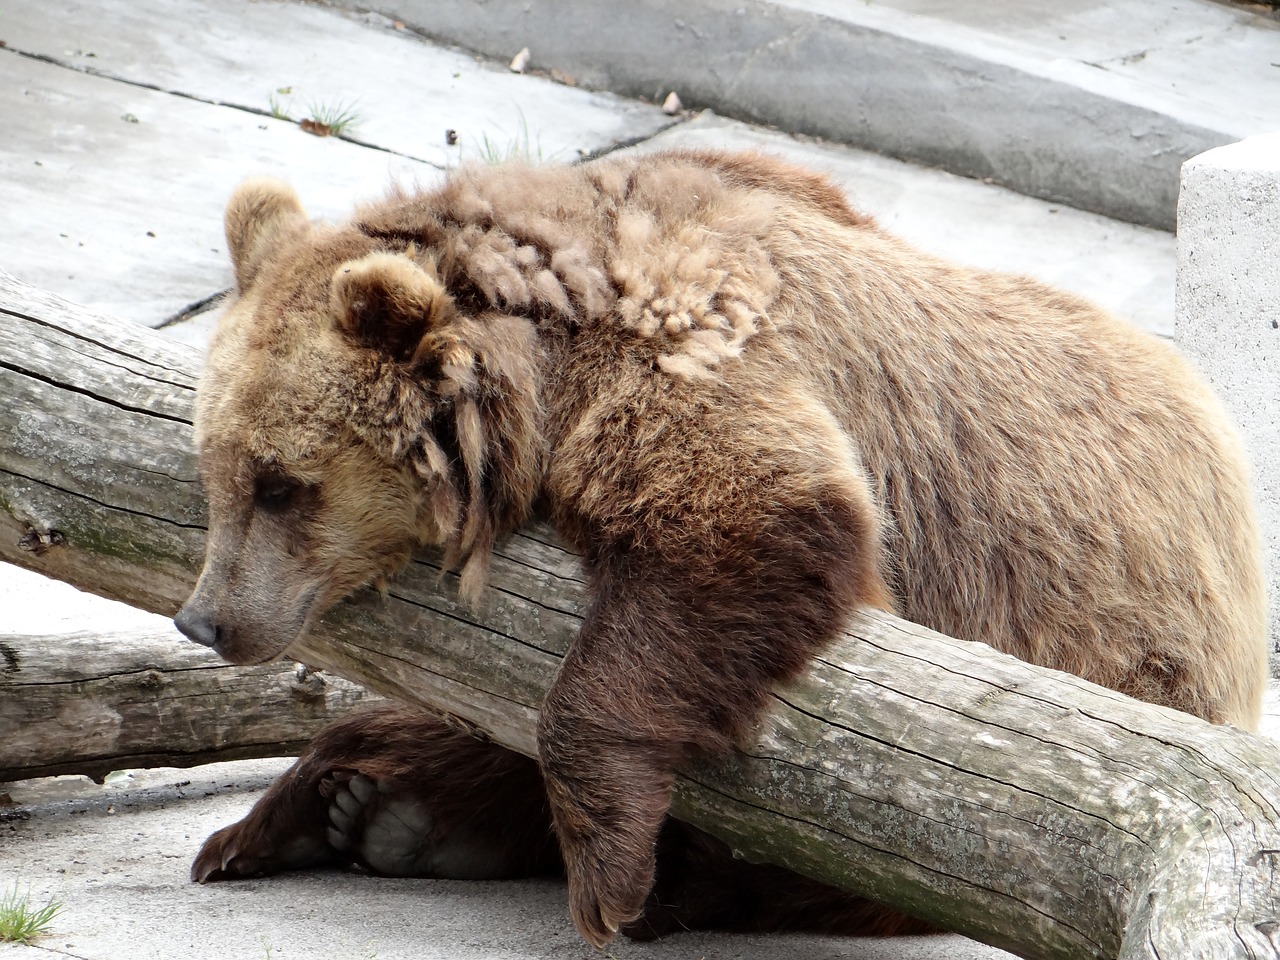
{"left": 1176, "top": 133, "right": 1280, "bottom": 671}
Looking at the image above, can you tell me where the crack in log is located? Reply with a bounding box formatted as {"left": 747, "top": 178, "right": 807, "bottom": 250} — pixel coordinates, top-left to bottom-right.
{"left": 487, "top": 542, "right": 589, "bottom": 585}
{"left": 806, "top": 656, "right": 1159, "bottom": 788}
{"left": 2, "top": 467, "right": 208, "bottom": 532}
{"left": 3, "top": 663, "right": 247, "bottom": 689}
{"left": 675, "top": 763, "right": 1103, "bottom": 952}
{"left": 382, "top": 583, "right": 565, "bottom": 660}
{"left": 740, "top": 731, "right": 1136, "bottom": 897}
{"left": 326, "top": 639, "right": 535, "bottom": 714}
{"left": 0, "top": 306, "right": 196, "bottom": 383}
{"left": 831, "top": 624, "right": 1280, "bottom": 821}
{"left": 0, "top": 310, "right": 196, "bottom": 391}
{"left": 759, "top": 722, "right": 1135, "bottom": 893}
{"left": 1, "top": 317, "right": 198, "bottom": 393}
{"left": 405, "top": 554, "right": 584, "bottom": 619}
{"left": 0, "top": 360, "right": 191, "bottom": 425}
{"left": 772, "top": 689, "right": 1158, "bottom": 855}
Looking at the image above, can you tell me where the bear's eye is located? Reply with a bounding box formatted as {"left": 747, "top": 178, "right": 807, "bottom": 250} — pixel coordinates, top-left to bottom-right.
{"left": 253, "top": 473, "right": 301, "bottom": 513}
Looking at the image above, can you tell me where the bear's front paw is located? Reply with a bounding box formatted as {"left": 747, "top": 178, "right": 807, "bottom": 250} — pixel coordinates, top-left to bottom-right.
{"left": 561, "top": 829, "right": 657, "bottom": 948}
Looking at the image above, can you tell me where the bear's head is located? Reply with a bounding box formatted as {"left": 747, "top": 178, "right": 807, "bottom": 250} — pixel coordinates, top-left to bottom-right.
{"left": 174, "top": 179, "right": 545, "bottom": 665}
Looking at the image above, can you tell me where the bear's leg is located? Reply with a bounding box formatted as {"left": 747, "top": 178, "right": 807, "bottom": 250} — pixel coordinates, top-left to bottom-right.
{"left": 539, "top": 487, "right": 887, "bottom": 945}
{"left": 192, "top": 706, "right": 560, "bottom": 883}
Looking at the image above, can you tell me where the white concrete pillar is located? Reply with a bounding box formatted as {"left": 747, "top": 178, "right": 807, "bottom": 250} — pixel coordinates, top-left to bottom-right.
{"left": 1176, "top": 132, "right": 1280, "bottom": 671}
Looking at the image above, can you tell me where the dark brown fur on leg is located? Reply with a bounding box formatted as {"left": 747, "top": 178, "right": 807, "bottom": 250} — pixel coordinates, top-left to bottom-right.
{"left": 192, "top": 706, "right": 560, "bottom": 882}
{"left": 539, "top": 487, "right": 888, "bottom": 946}
{"left": 192, "top": 742, "right": 339, "bottom": 882}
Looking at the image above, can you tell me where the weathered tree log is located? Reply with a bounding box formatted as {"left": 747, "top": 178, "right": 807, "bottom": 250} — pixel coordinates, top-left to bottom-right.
{"left": 0, "top": 628, "right": 374, "bottom": 782}
{"left": 1, "top": 270, "right": 1278, "bottom": 960}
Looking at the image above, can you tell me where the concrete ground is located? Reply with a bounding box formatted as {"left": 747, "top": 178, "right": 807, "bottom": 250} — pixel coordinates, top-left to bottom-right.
{"left": 2, "top": 0, "right": 1278, "bottom": 957}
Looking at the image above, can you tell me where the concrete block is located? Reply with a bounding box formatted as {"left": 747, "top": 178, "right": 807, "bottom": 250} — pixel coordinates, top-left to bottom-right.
{"left": 1176, "top": 132, "right": 1280, "bottom": 670}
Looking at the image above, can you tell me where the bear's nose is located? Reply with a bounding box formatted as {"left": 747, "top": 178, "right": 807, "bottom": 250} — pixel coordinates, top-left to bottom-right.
{"left": 174, "top": 606, "right": 223, "bottom": 650}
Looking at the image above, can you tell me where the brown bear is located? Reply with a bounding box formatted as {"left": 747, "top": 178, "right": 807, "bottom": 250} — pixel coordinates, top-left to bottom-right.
{"left": 175, "top": 149, "right": 1267, "bottom": 946}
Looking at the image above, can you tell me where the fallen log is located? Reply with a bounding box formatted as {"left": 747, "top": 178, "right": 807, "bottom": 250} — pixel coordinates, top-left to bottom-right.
{"left": 0, "top": 628, "right": 373, "bottom": 782}
{"left": 1, "top": 270, "right": 1278, "bottom": 960}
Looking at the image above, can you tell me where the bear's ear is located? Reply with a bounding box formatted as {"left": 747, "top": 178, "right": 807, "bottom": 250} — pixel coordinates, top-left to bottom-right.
{"left": 330, "top": 252, "right": 455, "bottom": 363}
{"left": 225, "top": 178, "right": 309, "bottom": 292}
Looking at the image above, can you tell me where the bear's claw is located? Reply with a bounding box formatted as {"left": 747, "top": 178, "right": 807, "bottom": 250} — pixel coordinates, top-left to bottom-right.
{"left": 561, "top": 829, "right": 655, "bottom": 948}
{"left": 191, "top": 802, "right": 332, "bottom": 883}
{"left": 191, "top": 825, "right": 257, "bottom": 882}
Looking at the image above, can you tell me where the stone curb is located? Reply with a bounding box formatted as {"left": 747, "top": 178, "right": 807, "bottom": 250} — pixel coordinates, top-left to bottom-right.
{"left": 346, "top": 0, "right": 1280, "bottom": 231}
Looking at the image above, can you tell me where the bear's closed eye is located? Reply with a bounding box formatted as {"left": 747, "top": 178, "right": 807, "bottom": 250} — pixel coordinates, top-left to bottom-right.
{"left": 253, "top": 473, "right": 302, "bottom": 513}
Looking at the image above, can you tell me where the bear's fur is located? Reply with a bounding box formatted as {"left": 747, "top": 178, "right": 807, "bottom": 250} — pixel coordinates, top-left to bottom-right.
{"left": 177, "top": 150, "right": 1267, "bottom": 946}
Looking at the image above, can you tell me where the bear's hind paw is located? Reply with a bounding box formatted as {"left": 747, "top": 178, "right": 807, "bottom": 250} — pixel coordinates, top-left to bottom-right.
{"left": 325, "top": 772, "right": 537, "bottom": 880}
{"left": 193, "top": 812, "right": 332, "bottom": 882}
{"left": 326, "top": 773, "right": 436, "bottom": 877}
{"left": 192, "top": 825, "right": 250, "bottom": 883}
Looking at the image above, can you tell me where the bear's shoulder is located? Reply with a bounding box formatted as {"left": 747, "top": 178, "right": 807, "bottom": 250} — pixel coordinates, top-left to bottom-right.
{"left": 352, "top": 151, "right": 870, "bottom": 379}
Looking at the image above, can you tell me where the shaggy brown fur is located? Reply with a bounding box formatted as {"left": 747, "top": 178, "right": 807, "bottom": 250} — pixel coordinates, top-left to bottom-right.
{"left": 192, "top": 707, "right": 562, "bottom": 884}
{"left": 177, "top": 150, "right": 1267, "bottom": 947}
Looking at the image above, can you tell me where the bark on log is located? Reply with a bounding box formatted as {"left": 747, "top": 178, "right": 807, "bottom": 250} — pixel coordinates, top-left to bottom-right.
{"left": 0, "top": 628, "right": 374, "bottom": 783}
{"left": 2, "top": 269, "right": 1279, "bottom": 960}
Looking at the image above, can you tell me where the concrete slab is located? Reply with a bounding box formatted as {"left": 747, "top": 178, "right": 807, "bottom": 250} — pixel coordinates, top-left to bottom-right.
{"left": 0, "top": 53, "right": 433, "bottom": 327}
{"left": 781, "top": 0, "right": 1280, "bottom": 133}
{"left": 635, "top": 113, "right": 1175, "bottom": 335}
{"left": 0, "top": 562, "right": 170, "bottom": 636}
{"left": 2, "top": 0, "right": 674, "bottom": 169}
{"left": 0, "top": 0, "right": 674, "bottom": 327}
{"left": 366, "top": 0, "right": 1280, "bottom": 229}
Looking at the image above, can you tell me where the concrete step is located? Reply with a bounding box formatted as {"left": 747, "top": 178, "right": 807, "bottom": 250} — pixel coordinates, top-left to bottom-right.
{"left": 0, "top": 0, "right": 1175, "bottom": 340}
{"left": 360, "top": 0, "right": 1280, "bottom": 230}
{"left": 0, "top": 0, "right": 674, "bottom": 327}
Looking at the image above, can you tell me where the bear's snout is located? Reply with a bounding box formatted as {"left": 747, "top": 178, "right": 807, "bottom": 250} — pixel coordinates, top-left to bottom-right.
{"left": 174, "top": 605, "right": 223, "bottom": 651}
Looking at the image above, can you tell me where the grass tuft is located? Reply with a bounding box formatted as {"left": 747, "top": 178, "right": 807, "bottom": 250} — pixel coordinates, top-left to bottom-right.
{"left": 0, "top": 884, "right": 61, "bottom": 944}
{"left": 303, "top": 99, "right": 362, "bottom": 137}
{"left": 472, "top": 112, "right": 545, "bottom": 165}
{"left": 267, "top": 92, "right": 293, "bottom": 121}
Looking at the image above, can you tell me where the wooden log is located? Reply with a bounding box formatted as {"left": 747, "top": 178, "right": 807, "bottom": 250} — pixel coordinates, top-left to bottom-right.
{"left": 1, "top": 269, "right": 1278, "bottom": 960}
{"left": 0, "top": 628, "right": 374, "bottom": 783}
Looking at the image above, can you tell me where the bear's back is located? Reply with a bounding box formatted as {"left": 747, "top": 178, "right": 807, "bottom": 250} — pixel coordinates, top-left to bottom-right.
{"left": 768, "top": 217, "right": 1266, "bottom": 725}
